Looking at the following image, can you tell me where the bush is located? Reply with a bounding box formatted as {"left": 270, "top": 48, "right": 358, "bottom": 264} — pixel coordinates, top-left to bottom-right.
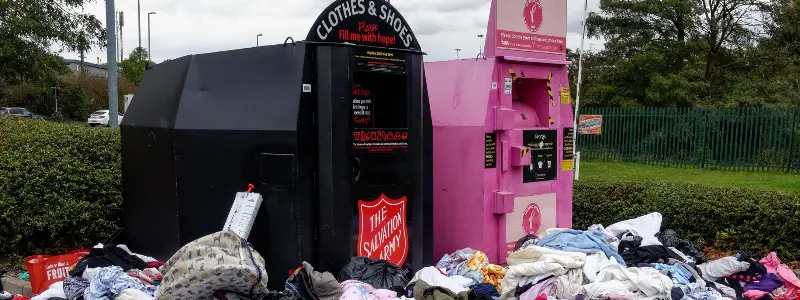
{"left": 574, "top": 180, "right": 800, "bottom": 260}
{"left": 1, "top": 117, "right": 799, "bottom": 264}
{"left": 0, "top": 116, "right": 121, "bottom": 258}
{"left": 0, "top": 73, "right": 137, "bottom": 121}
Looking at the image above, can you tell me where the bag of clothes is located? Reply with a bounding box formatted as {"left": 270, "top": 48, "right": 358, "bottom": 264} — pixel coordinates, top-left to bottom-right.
{"left": 339, "top": 257, "right": 409, "bottom": 295}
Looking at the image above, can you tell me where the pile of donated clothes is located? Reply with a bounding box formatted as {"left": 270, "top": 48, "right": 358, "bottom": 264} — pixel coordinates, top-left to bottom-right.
{"left": 492, "top": 212, "right": 800, "bottom": 300}
{"left": 14, "top": 212, "right": 800, "bottom": 300}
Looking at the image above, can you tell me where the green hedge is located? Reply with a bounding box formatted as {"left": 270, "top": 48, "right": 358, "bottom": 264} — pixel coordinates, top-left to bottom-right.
{"left": 0, "top": 116, "right": 121, "bottom": 257}
{"left": 2, "top": 116, "right": 799, "bottom": 263}
{"left": 574, "top": 180, "right": 800, "bottom": 260}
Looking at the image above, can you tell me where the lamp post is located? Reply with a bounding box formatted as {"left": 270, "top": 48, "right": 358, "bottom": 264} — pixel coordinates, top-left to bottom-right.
{"left": 257, "top": 33, "right": 263, "bottom": 46}
{"left": 137, "top": 0, "right": 141, "bottom": 49}
{"left": 477, "top": 34, "right": 485, "bottom": 58}
{"left": 573, "top": 0, "right": 589, "bottom": 180}
{"left": 455, "top": 48, "right": 461, "bottom": 58}
{"left": 106, "top": 0, "right": 119, "bottom": 129}
{"left": 52, "top": 87, "right": 59, "bottom": 114}
{"left": 147, "top": 12, "right": 156, "bottom": 60}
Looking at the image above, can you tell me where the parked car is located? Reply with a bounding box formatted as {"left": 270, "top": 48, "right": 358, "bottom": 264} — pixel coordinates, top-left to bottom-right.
{"left": 4, "top": 107, "right": 34, "bottom": 118}
{"left": 87, "top": 110, "right": 124, "bottom": 127}
{"left": 0, "top": 107, "right": 7, "bottom": 114}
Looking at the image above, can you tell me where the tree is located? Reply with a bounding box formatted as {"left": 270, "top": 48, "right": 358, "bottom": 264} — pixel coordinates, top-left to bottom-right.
{"left": 567, "top": 48, "right": 608, "bottom": 107}
{"left": 724, "top": 2, "right": 800, "bottom": 107}
{"left": 0, "top": 73, "right": 137, "bottom": 121}
{"left": 587, "top": 0, "right": 697, "bottom": 72}
{"left": 581, "top": 0, "right": 791, "bottom": 107}
{"left": 119, "top": 47, "right": 153, "bottom": 85}
{"left": 583, "top": 0, "right": 705, "bottom": 106}
{"left": 0, "top": 0, "right": 105, "bottom": 85}
{"left": 696, "top": 0, "right": 768, "bottom": 105}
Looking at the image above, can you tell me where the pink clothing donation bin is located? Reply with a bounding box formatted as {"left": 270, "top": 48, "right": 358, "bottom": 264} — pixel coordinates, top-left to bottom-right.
{"left": 426, "top": 0, "right": 574, "bottom": 264}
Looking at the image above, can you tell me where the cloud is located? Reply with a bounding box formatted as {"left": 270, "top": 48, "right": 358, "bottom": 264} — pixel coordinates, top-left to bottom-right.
{"left": 59, "top": 0, "right": 604, "bottom": 65}
{"left": 407, "top": 16, "right": 444, "bottom": 36}
{"left": 565, "top": 0, "right": 600, "bottom": 34}
{"left": 392, "top": 0, "right": 486, "bottom": 13}
{"left": 567, "top": 19, "right": 584, "bottom": 35}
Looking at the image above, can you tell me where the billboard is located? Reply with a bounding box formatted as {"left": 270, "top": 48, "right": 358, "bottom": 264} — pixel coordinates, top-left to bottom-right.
{"left": 578, "top": 115, "right": 602, "bottom": 134}
{"left": 495, "top": 0, "right": 567, "bottom": 54}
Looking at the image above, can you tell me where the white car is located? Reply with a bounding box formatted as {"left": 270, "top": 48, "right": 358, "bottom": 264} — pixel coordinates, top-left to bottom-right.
{"left": 87, "top": 110, "right": 124, "bottom": 127}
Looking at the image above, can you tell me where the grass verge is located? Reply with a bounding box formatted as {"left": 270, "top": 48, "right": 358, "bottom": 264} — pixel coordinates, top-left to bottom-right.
{"left": 579, "top": 161, "right": 800, "bottom": 192}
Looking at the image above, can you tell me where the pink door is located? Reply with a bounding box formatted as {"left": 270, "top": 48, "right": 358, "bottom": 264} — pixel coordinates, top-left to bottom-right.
{"left": 495, "top": 62, "right": 570, "bottom": 262}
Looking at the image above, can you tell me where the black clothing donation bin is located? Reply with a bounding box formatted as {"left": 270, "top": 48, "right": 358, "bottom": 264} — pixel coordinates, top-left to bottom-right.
{"left": 120, "top": 0, "right": 433, "bottom": 289}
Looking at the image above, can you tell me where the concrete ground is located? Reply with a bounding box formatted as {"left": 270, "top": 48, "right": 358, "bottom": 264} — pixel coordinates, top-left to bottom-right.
{"left": 1, "top": 276, "right": 32, "bottom": 297}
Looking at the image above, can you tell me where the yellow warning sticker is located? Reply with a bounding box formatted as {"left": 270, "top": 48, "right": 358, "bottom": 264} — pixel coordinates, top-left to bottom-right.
{"left": 560, "top": 87, "right": 571, "bottom": 104}
{"left": 561, "top": 159, "right": 574, "bottom": 171}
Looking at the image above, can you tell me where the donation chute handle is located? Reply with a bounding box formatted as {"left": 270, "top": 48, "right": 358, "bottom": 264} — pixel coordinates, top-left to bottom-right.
{"left": 223, "top": 183, "right": 264, "bottom": 240}
{"left": 283, "top": 37, "right": 296, "bottom": 47}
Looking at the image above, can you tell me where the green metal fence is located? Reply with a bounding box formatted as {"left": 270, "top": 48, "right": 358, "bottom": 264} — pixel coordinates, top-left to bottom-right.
{"left": 576, "top": 107, "right": 800, "bottom": 172}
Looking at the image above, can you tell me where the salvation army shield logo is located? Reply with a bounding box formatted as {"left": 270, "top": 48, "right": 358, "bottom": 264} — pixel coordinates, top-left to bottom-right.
{"left": 523, "top": 0, "right": 544, "bottom": 32}
{"left": 357, "top": 194, "right": 409, "bottom": 267}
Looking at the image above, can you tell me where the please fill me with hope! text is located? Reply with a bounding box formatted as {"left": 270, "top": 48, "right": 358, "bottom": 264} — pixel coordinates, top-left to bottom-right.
{"left": 315, "top": 0, "right": 416, "bottom": 48}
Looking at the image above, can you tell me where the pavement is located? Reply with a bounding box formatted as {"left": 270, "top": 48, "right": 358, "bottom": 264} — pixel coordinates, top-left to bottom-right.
{"left": 1, "top": 276, "right": 31, "bottom": 297}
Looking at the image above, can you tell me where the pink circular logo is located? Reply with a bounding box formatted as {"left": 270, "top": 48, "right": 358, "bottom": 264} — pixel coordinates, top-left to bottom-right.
{"left": 523, "top": 0, "right": 544, "bottom": 32}
{"left": 522, "top": 202, "right": 542, "bottom": 235}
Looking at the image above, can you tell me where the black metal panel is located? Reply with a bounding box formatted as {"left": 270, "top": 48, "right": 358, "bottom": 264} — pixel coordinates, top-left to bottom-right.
{"left": 121, "top": 56, "right": 190, "bottom": 128}
{"left": 419, "top": 70, "right": 434, "bottom": 269}
{"left": 314, "top": 45, "right": 433, "bottom": 275}
{"left": 315, "top": 45, "right": 354, "bottom": 273}
{"left": 172, "top": 129, "right": 300, "bottom": 289}
{"left": 120, "top": 55, "right": 192, "bottom": 259}
{"left": 297, "top": 48, "right": 320, "bottom": 272}
{"left": 120, "top": 127, "right": 180, "bottom": 260}
{"left": 121, "top": 43, "right": 310, "bottom": 290}
{"left": 174, "top": 45, "right": 306, "bottom": 131}
{"left": 121, "top": 30, "right": 431, "bottom": 291}
{"left": 406, "top": 53, "right": 433, "bottom": 272}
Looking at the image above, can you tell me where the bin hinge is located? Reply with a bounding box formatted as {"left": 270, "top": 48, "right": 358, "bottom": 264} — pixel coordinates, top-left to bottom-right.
{"left": 493, "top": 106, "right": 514, "bottom": 131}
{"left": 501, "top": 141, "right": 531, "bottom": 171}
{"left": 493, "top": 190, "right": 515, "bottom": 214}
{"left": 510, "top": 145, "right": 532, "bottom": 167}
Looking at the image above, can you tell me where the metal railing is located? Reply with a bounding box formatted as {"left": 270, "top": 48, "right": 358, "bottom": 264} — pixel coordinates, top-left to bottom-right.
{"left": 577, "top": 107, "right": 800, "bottom": 172}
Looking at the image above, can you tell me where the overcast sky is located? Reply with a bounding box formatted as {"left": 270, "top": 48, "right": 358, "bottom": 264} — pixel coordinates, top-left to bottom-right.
{"left": 61, "top": 0, "right": 604, "bottom": 64}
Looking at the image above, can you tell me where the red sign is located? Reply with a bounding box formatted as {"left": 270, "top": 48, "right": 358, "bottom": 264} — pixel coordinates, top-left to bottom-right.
{"left": 523, "top": 0, "right": 544, "bottom": 32}
{"left": 357, "top": 194, "right": 408, "bottom": 266}
{"left": 496, "top": 30, "right": 566, "bottom": 53}
{"left": 352, "top": 129, "right": 409, "bottom": 152}
{"left": 495, "top": 0, "right": 567, "bottom": 54}
{"left": 523, "top": 202, "right": 542, "bottom": 235}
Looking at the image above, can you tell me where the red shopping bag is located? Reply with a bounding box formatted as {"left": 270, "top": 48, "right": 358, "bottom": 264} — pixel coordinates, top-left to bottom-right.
{"left": 24, "top": 249, "right": 91, "bottom": 295}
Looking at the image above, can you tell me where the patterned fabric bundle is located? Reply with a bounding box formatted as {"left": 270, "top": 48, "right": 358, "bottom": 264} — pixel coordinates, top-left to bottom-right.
{"left": 155, "top": 230, "right": 268, "bottom": 300}
{"left": 63, "top": 276, "right": 90, "bottom": 300}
